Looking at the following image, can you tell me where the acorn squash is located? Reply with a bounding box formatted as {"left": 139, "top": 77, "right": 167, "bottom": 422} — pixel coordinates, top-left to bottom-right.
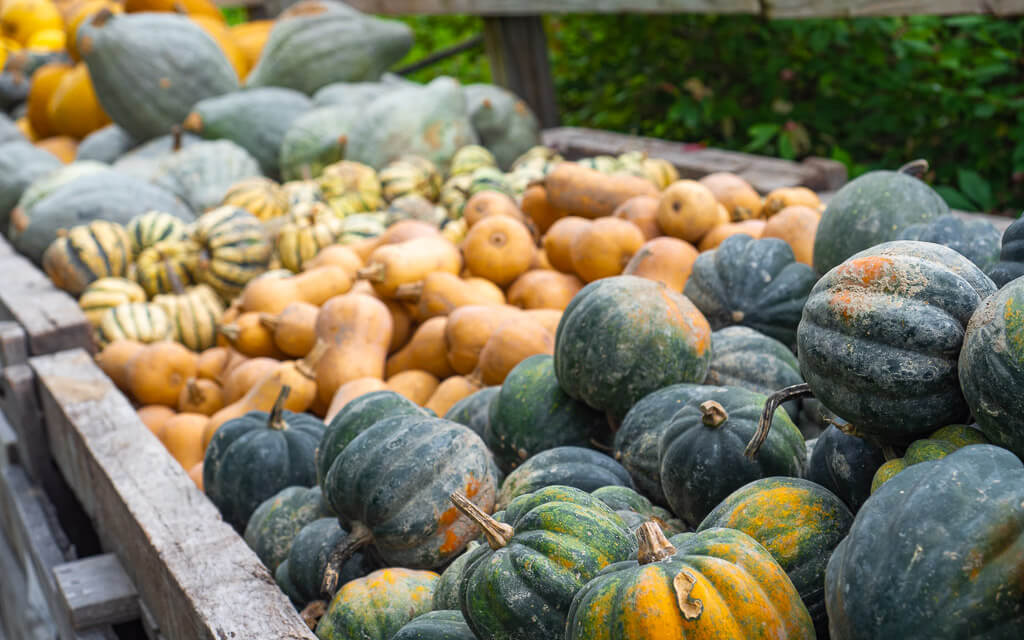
{"left": 806, "top": 425, "right": 884, "bottom": 514}
{"left": 898, "top": 213, "right": 1001, "bottom": 271}
{"left": 497, "top": 446, "right": 632, "bottom": 508}
{"left": 243, "top": 485, "right": 333, "bottom": 574}
{"left": 986, "top": 216, "right": 1024, "bottom": 287}
{"left": 705, "top": 326, "right": 804, "bottom": 419}
{"left": 316, "top": 568, "right": 438, "bottom": 640}
{"left": 278, "top": 105, "right": 354, "bottom": 182}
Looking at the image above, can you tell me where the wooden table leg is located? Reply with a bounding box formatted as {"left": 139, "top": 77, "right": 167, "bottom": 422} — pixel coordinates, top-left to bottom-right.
{"left": 483, "top": 15, "right": 560, "bottom": 128}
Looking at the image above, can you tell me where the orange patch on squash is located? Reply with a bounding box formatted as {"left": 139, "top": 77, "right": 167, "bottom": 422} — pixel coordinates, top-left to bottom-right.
{"left": 464, "top": 476, "right": 481, "bottom": 498}
{"left": 438, "top": 527, "right": 462, "bottom": 555}
{"left": 838, "top": 256, "right": 895, "bottom": 287}
{"left": 438, "top": 506, "right": 460, "bottom": 527}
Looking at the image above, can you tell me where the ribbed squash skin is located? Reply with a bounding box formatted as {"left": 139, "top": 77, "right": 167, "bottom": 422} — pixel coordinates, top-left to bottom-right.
{"left": 125, "top": 210, "right": 187, "bottom": 254}
{"left": 390, "top": 610, "right": 475, "bottom": 640}
{"left": 203, "top": 408, "right": 325, "bottom": 531}
{"left": 442, "top": 386, "right": 499, "bottom": 438}
{"left": 279, "top": 105, "right": 354, "bottom": 181}
{"left": 684, "top": 235, "right": 817, "bottom": 347}
{"left": 78, "top": 277, "right": 147, "bottom": 326}
{"left": 0, "top": 140, "right": 62, "bottom": 229}
{"left": 42, "top": 219, "right": 133, "bottom": 295}
{"left": 659, "top": 387, "right": 807, "bottom": 527}
{"left": 191, "top": 206, "right": 272, "bottom": 300}
{"left": 591, "top": 485, "right": 685, "bottom": 536}
{"left": 798, "top": 241, "right": 996, "bottom": 443}
{"left": 567, "top": 527, "right": 815, "bottom": 640}
{"left": 96, "top": 301, "right": 172, "bottom": 346}
{"left": 150, "top": 139, "right": 261, "bottom": 212}
{"left": 554, "top": 275, "right": 712, "bottom": 420}
{"left": 79, "top": 12, "right": 239, "bottom": 141}
{"left": 705, "top": 326, "right": 804, "bottom": 418}
{"left": 432, "top": 541, "right": 479, "bottom": 610}
{"left": 987, "top": 217, "right": 1024, "bottom": 287}
{"left": 699, "top": 477, "right": 853, "bottom": 637}
{"left": 243, "top": 485, "right": 333, "bottom": 574}
{"left": 899, "top": 213, "right": 1001, "bottom": 271}
{"left": 316, "top": 568, "right": 438, "bottom": 640}
{"left": 497, "top": 446, "right": 632, "bottom": 508}
{"left": 459, "top": 486, "right": 636, "bottom": 640}
{"left": 806, "top": 425, "right": 884, "bottom": 513}
{"left": 825, "top": 445, "right": 1024, "bottom": 639}
{"left": 486, "top": 354, "right": 608, "bottom": 472}
{"left": 276, "top": 517, "right": 373, "bottom": 608}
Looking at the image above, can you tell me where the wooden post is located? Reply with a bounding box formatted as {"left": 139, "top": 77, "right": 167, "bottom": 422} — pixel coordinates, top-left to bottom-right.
{"left": 483, "top": 16, "right": 560, "bottom": 128}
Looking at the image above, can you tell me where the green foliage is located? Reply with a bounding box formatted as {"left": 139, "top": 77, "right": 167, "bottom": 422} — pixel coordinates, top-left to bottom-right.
{"left": 220, "top": 7, "right": 248, "bottom": 26}
{"left": 393, "top": 15, "right": 491, "bottom": 85}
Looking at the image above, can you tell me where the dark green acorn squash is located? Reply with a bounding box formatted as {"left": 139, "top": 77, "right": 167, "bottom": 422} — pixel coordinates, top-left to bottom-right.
{"left": 463, "top": 84, "right": 541, "bottom": 170}
{"left": 806, "top": 425, "right": 884, "bottom": 513}
{"left": 496, "top": 446, "right": 632, "bottom": 508}
{"left": 554, "top": 275, "right": 713, "bottom": 421}
{"left": 684, "top": 234, "right": 817, "bottom": 347}
{"left": 245, "top": 1, "right": 413, "bottom": 95}
{"left": 870, "top": 424, "right": 990, "bottom": 493}
{"left": 244, "top": 485, "right": 333, "bottom": 574}
{"left": 279, "top": 105, "right": 356, "bottom": 182}
{"left": 442, "top": 386, "right": 499, "bottom": 438}
{"left": 899, "top": 213, "right": 1001, "bottom": 271}
{"left": 76, "top": 125, "right": 136, "bottom": 164}
{"left": 453, "top": 485, "right": 636, "bottom": 640}
{"left": 315, "top": 567, "right": 438, "bottom": 640}
{"left": 798, "top": 240, "right": 996, "bottom": 442}
{"left": 390, "top": 610, "right": 475, "bottom": 640}
{"left": 986, "top": 217, "right": 1024, "bottom": 287}
{"left": 812, "top": 166, "right": 949, "bottom": 275}
{"left": 150, "top": 140, "right": 262, "bottom": 212}
{"left": 699, "top": 476, "right": 853, "bottom": 637}
{"left": 0, "top": 141, "right": 62, "bottom": 230}
{"left": 591, "top": 485, "right": 685, "bottom": 536}
{"left": 486, "top": 354, "right": 609, "bottom": 472}
{"left": 825, "top": 445, "right": 1024, "bottom": 639}
{"left": 432, "top": 540, "right": 480, "bottom": 610}
{"left": 659, "top": 388, "right": 806, "bottom": 527}
{"left": 275, "top": 517, "right": 373, "bottom": 608}
{"left": 203, "top": 387, "right": 325, "bottom": 531}
{"left": 705, "top": 326, "right": 804, "bottom": 418}
{"left": 79, "top": 11, "right": 239, "bottom": 141}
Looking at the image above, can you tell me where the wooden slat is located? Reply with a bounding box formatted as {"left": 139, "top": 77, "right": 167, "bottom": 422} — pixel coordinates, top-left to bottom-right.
{"left": 483, "top": 16, "right": 559, "bottom": 128}
{"left": 764, "top": 0, "right": 1024, "bottom": 17}
{"left": 1, "top": 363, "right": 53, "bottom": 488}
{"left": 0, "top": 529, "right": 54, "bottom": 640}
{"left": 0, "top": 411, "right": 16, "bottom": 470}
{"left": 54, "top": 553, "right": 140, "bottom": 630}
{"left": 344, "top": 0, "right": 760, "bottom": 15}
{"left": 0, "top": 322, "right": 28, "bottom": 368}
{"left": 31, "top": 349, "right": 316, "bottom": 640}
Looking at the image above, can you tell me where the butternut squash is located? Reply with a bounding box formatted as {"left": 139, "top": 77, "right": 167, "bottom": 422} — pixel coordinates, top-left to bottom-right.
{"left": 349, "top": 279, "right": 377, "bottom": 297}
{"left": 304, "top": 244, "right": 363, "bottom": 279}
{"left": 324, "top": 377, "right": 389, "bottom": 423}
{"left": 612, "top": 195, "right": 661, "bottom": 240}
{"left": 623, "top": 236, "right": 699, "bottom": 292}
{"left": 698, "top": 219, "right": 766, "bottom": 252}
{"left": 219, "top": 312, "right": 287, "bottom": 359}
{"left": 475, "top": 317, "right": 555, "bottom": 386}
{"left": 384, "top": 299, "right": 414, "bottom": 354}
{"left": 542, "top": 216, "right": 591, "bottom": 274}
{"left": 177, "top": 378, "right": 224, "bottom": 416}
{"left": 188, "top": 462, "right": 204, "bottom": 491}
{"left": 394, "top": 272, "right": 505, "bottom": 320}
{"left": 196, "top": 346, "right": 230, "bottom": 381}
{"left": 569, "top": 217, "right": 645, "bottom": 282}
{"left": 545, "top": 162, "right": 659, "bottom": 219}
{"left": 463, "top": 191, "right": 525, "bottom": 228}
{"left": 523, "top": 309, "right": 562, "bottom": 336}
{"left": 385, "top": 316, "right": 455, "bottom": 379}
{"left": 530, "top": 248, "right": 554, "bottom": 271}
{"left": 128, "top": 341, "right": 198, "bottom": 407}
{"left": 239, "top": 265, "right": 351, "bottom": 315}
{"left": 160, "top": 413, "right": 209, "bottom": 470}
{"left": 357, "top": 236, "right": 463, "bottom": 298}
{"left": 762, "top": 186, "right": 821, "bottom": 218}
{"left": 657, "top": 180, "right": 721, "bottom": 244}
{"left": 96, "top": 339, "right": 144, "bottom": 393}
{"left": 424, "top": 375, "right": 481, "bottom": 417}
{"left": 520, "top": 183, "right": 564, "bottom": 234}
{"left": 314, "top": 294, "right": 393, "bottom": 405}
{"left": 761, "top": 205, "right": 820, "bottom": 266}
{"left": 346, "top": 237, "right": 380, "bottom": 263}
{"left": 260, "top": 302, "right": 319, "bottom": 357}
{"left": 444, "top": 304, "right": 522, "bottom": 375}
{"left": 699, "top": 172, "right": 763, "bottom": 221}
{"left": 138, "top": 404, "right": 175, "bottom": 437}
{"left": 219, "top": 357, "right": 279, "bottom": 404}
{"left": 462, "top": 215, "right": 536, "bottom": 287}
{"left": 386, "top": 370, "right": 440, "bottom": 406}
{"left": 507, "top": 269, "right": 583, "bottom": 310}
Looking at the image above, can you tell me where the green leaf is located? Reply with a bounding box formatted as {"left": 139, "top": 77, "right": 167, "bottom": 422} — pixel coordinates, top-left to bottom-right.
{"left": 778, "top": 133, "right": 796, "bottom": 160}
{"left": 744, "top": 123, "right": 779, "bottom": 152}
{"left": 956, "top": 169, "right": 994, "bottom": 211}
{"left": 935, "top": 186, "right": 978, "bottom": 212}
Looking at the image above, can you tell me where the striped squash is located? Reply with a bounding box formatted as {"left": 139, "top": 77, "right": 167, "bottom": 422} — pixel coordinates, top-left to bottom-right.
{"left": 78, "top": 277, "right": 147, "bottom": 327}
{"left": 126, "top": 210, "right": 189, "bottom": 255}
{"left": 134, "top": 239, "right": 201, "bottom": 297}
{"left": 96, "top": 302, "right": 172, "bottom": 346}
{"left": 220, "top": 176, "right": 288, "bottom": 221}
{"left": 379, "top": 156, "right": 441, "bottom": 202}
{"left": 449, "top": 145, "right": 496, "bottom": 178}
{"left": 317, "top": 160, "right": 382, "bottom": 216}
{"left": 152, "top": 284, "right": 224, "bottom": 351}
{"left": 191, "top": 206, "right": 272, "bottom": 301}
{"left": 276, "top": 218, "right": 344, "bottom": 273}
{"left": 337, "top": 212, "right": 387, "bottom": 245}
{"left": 281, "top": 179, "right": 324, "bottom": 208}
{"left": 42, "top": 220, "right": 134, "bottom": 296}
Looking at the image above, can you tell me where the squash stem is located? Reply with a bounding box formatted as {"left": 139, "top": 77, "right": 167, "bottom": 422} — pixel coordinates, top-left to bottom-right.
{"left": 700, "top": 401, "right": 728, "bottom": 428}
{"left": 298, "top": 340, "right": 330, "bottom": 378}
{"left": 217, "top": 324, "right": 240, "bottom": 344}
{"left": 636, "top": 522, "right": 676, "bottom": 564}
{"left": 320, "top": 521, "right": 374, "bottom": 598}
{"left": 258, "top": 313, "right": 279, "bottom": 333}
{"left": 745, "top": 383, "right": 813, "bottom": 459}
{"left": 171, "top": 125, "right": 184, "bottom": 151}
{"left": 186, "top": 378, "right": 202, "bottom": 406}
{"left": 267, "top": 385, "right": 291, "bottom": 431}
{"left": 393, "top": 281, "right": 424, "bottom": 302}
{"left": 298, "top": 600, "right": 326, "bottom": 631}
{"left": 897, "top": 158, "right": 929, "bottom": 178}
{"left": 449, "top": 491, "right": 513, "bottom": 550}
{"left": 356, "top": 263, "right": 386, "bottom": 283}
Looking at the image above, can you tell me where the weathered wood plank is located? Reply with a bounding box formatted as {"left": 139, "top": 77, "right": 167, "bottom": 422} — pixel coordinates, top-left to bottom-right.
{"left": 764, "top": 0, "right": 1024, "bottom": 18}
{"left": 0, "top": 529, "right": 54, "bottom": 640}
{"left": 344, "top": 0, "right": 760, "bottom": 15}
{"left": 31, "top": 349, "right": 316, "bottom": 640}
{"left": 0, "top": 322, "right": 28, "bottom": 368}
{"left": 1, "top": 363, "right": 53, "bottom": 488}
{"left": 55, "top": 553, "right": 141, "bottom": 630}
{"left": 0, "top": 411, "right": 16, "bottom": 470}
{"left": 483, "top": 16, "right": 559, "bottom": 128}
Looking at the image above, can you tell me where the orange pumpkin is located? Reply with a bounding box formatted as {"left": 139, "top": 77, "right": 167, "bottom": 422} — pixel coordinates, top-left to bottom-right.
{"left": 385, "top": 316, "right": 455, "bottom": 379}
{"left": 0, "top": 0, "right": 62, "bottom": 45}
{"left": 191, "top": 15, "right": 248, "bottom": 79}
{"left": 542, "top": 216, "right": 591, "bottom": 274}
{"left": 545, "top": 162, "right": 660, "bottom": 219}
{"left": 697, "top": 219, "right": 767, "bottom": 252}
{"left": 444, "top": 305, "right": 522, "bottom": 375}
{"left": 475, "top": 317, "right": 554, "bottom": 386}
{"left": 314, "top": 294, "right": 393, "bottom": 405}
{"left": 623, "top": 236, "right": 699, "bottom": 292}
{"left": 394, "top": 272, "right": 505, "bottom": 321}
{"left": 324, "top": 376, "right": 389, "bottom": 423}
{"left": 762, "top": 186, "right": 821, "bottom": 218}
{"left": 219, "top": 357, "right": 279, "bottom": 404}
{"left": 47, "top": 63, "right": 111, "bottom": 139}
{"left": 230, "top": 20, "right": 273, "bottom": 70}
{"left": 128, "top": 341, "right": 198, "bottom": 407}
{"left": 177, "top": 378, "right": 224, "bottom": 415}
{"left": 196, "top": 346, "right": 230, "bottom": 381}
{"left": 123, "top": 0, "right": 223, "bottom": 20}
{"left": 386, "top": 369, "right": 440, "bottom": 406}
{"left": 462, "top": 216, "right": 536, "bottom": 287}
{"left": 463, "top": 191, "right": 526, "bottom": 228}
{"left": 159, "top": 413, "right": 209, "bottom": 470}
{"left": 261, "top": 302, "right": 319, "bottom": 358}
{"left": 424, "top": 375, "right": 481, "bottom": 417}
{"left": 138, "top": 404, "right": 175, "bottom": 437}
{"left": 27, "top": 62, "right": 71, "bottom": 139}
{"left": 63, "top": 0, "right": 122, "bottom": 61}
{"left": 520, "top": 183, "right": 564, "bottom": 234}
{"left": 96, "top": 339, "right": 145, "bottom": 393}
{"left": 35, "top": 136, "right": 76, "bottom": 163}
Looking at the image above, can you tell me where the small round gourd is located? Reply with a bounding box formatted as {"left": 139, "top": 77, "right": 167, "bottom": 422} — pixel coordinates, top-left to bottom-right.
{"left": 191, "top": 206, "right": 273, "bottom": 301}
{"left": 95, "top": 302, "right": 172, "bottom": 346}
{"left": 220, "top": 176, "right": 289, "bottom": 221}
{"left": 134, "top": 238, "right": 201, "bottom": 297}
{"left": 126, "top": 210, "right": 188, "bottom": 254}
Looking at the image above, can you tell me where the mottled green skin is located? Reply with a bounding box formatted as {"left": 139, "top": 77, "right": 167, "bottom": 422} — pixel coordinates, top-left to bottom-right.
{"left": 323, "top": 417, "right": 499, "bottom": 568}
{"left": 316, "top": 568, "right": 438, "bottom": 640}
{"left": 812, "top": 170, "right": 949, "bottom": 275}
{"left": 960, "top": 278, "right": 1024, "bottom": 460}
{"left": 316, "top": 390, "right": 426, "bottom": 485}
{"left": 459, "top": 485, "right": 636, "bottom": 640}
{"left": 0, "top": 141, "right": 61, "bottom": 229}
{"left": 684, "top": 235, "right": 817, "bottom": 347}
{"left": 659, "top": 387, "right": 807, "bottom": 527}
{"left": 433, "top": 541, "right": 480, "bottom": 610}
{"left": 496, "top": 446, "right": 632, "bottom": 508}
{"left": 986, "top": 217, "right": 1024, "bottom": 287}
{"left": 76, "top": 125, "right": 136, "bottom": 164}
{"left": 807, "top": 425, "right": 885, "bottom": 513}
{"left": 150, "top": 140, "right": 261, "bottom": 212}
{"left": 899, "top": 214, "right": 1001, "bottom": 272}
{"left": 279, "top": 106, "right": 356, "bottom": 181}
{"left": 486, "top": 355, "right": 608, "bottom": 472}
{"left": 591, "top": 486, "right": 685, "bottom": 536}
{"left": 391, "top": 610, "right": 476, "bottom": 640}
{"left": 799, "top": 241, "right": 996, "bottom": 443}
{"left": 612, "top": 383, "right": 728, "bottom": 506}
{"left": 706, "top": 326, "right": 803, "bottom": 418}
{"left": 554, "top": 275, "right": 712, "bottom": 421}
{"left": 699, "top": 477, "right": 853, "bottom": 637}
{"left": 277, "top": 518, "right": 373, "bottom": 606}
{"left": 930, "top": 424, "right": 990, "bottom": 448}
{"left": 826, "top": 445, "right": 1024, "bottom": 639}
{"left": 203, "top": 410, "right": 325, "bottom": 532}
{"left": 443, "top": 386, "right": 500, "bottom": 438}
{"left": 244, "top": 485, "right": 333, "bottom": 574}
{"left": 869, "top": 425, "right": 989, "bottom": 493}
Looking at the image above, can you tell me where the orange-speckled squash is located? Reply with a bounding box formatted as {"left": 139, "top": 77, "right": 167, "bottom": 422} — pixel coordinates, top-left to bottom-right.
{"left": 358, "top": 236, "right": 463, "bottom": 298}
{"left": 316, "top": 568, "right": 440, "bottom": 640}
{"left": 475, "top": 316, "right": 555, "bottom": 386}
{"left": 424, "top": 375, "right": 481, "bottom": 417}
{"left": 569, "top": 217, "right": 645, "bottom": 283}
{"left": 261, "top": 301, "right": 319, "bottom": 358}
{"left": 315, "top": 294, "right": 393, "bottom": 405}
{"left": 763, "top": 186, "right": 821, "bottom": 218}
{"left": 520, "top": 183, "right": 563, "bottom": 234}
{"left": 386, "top": 316, "right": 455, "bottom": 379}
{"left": 96, "top": 339, "right": 144, "bottom": 393}
{"left": 461, "top": 215, "right": 536, "bottom": 287}
{"left": 177, "top": 377, "right": 224, "bottom": 415}
{"left": 760, "top": 205, "right": 820, "bottom": 266}
{"left": 394, "top": 272, "right": 505, "bottom": 321}
{"left": 697, "top": 219, "right": 766, "bottom": 252}
{"left": 623, "top": 236, "right": 699, "bottom": 293}
{"left": 444, "top": 305, "right": 522, "bottom": 375}
{"left": 699, "top": 172, "right": 763, "bottom": 221}
{"left": 612, "top": 195, "right": 661, "bottom": 240}
{"left": 545, "top": 162, "right": 659, "bottom": 219}
{"left": 239, "top": 265, "right": 352, "bottom": 315}
{"left": 542, "top": 216, "right": 591, "bottom": 274}
{"left": 507, "top": 270, "right": 582, "bottom": 310}
{"left": 386, "top": 370, "right": 440, "bottom": 406}
{"left": 127, "top": 341, "right": 198, "bottom": 407}
{"left": 657, "top": 180, "right": 721, "bottom": 245}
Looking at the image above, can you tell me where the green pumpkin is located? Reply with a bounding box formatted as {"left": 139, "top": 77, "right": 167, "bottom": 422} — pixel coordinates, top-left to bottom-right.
{"left": 870, "top": 424, "right": 989, "bottom": 493}
{"left": 806, "top": 425, "right": 885, "bottom": 513}
{"left": 825, "top": 445, "right": 1024, "bottom": 639}
{"left": 432, "top": 540, "right": 480, "bottom": 610}
{"left": 454, "top": 485, "right": 636, "bottom": 640}
{"left": 699, "top": 477, "right": 853, "bottom": 637}
{"left": 316, "top": 568, "right": 438, "bottom": 640}
{"left": 799, "top": 241, "right": 996, "bottom": 443}
{"left": 76, "top": 125, "right": 136, "bottom": 164}
{"left": 684, "top": 235, "right": 817, "bottom": 347}
{"left": 442, "top": 386, "right": 499, "bottom": 438}
{"left": 191, "top": 206, "right": 273, "bottom": 301}
{"left": 986, "top": 217, "right": 1024, "bottom": 287}
{"left": 126, "top": 210, "right": 189, "bottom": 255}
{"left": 244, "top": 485, "right": 333, "bottom": 574}
{"left": 150, "top": 139, "right": 263, "bottom": 213}
{"left": 659, "top": 388, "right": 807, "bottom": 527}
{"left": 899, "top": 213, "right": 1001, "bottom": 272}
{"left": 203, "top": 388, "right": 325, "bottom": 531}
{"left": 497, "top": 446, "right": 632, "bottom": 509}
{"left": 390, "top": 610, "right": 475, "bottom": 640}
{"left": 276, "top": 518, "right": 374, "bottom": 608}
{"left": 554, "top": 275, "right": 712, "bottom": 421}
{"left": 812, "top": 167, "right": 949, "bottom": 275}
{"left": 705, "top": 326, "right": 804, "bottom": 418}
{"left": 568, "top": 524, "right": 814, "bottom": 640}
{"left": 279, "top": 105, "right": 356, "bottom": 182}
{"left": 486, "top": 354, "right": 609, "bottom": 472}
{"left": 591, "top": 485, "right": 685, "bottom": 536}
{"left": 42, "top": 220, "right": 135, "bottom": 296}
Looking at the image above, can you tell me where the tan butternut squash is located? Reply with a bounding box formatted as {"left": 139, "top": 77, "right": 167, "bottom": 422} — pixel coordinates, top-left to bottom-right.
{"left": 385, "top": 316, "right": 455, "bottom": 379}
{"left": 374, "top": 219, "right": 441, "bottom": 247}
{"left": 762, "top": 186, "right": 821, "bottom": 218}
{"left": 761, "top": 205, "right": 820, "bottom": 266}
{"left": 177, "top": 378, "right": 224, "bottom": 416}
{"left": 612, "top": 195, "right": 661, "bottom": 240}
{"left": 138, "top": 404, "right": 175, "bottom": 437}
{"left": 545, "top": 162, "right": 660, "bottom": 219}
{"left": 196, "top": 346, "right": 230, "bottom": 381}
{"left": 530, "top": 248, "right": 554, "bottom": 271}
{"left": 523, "top": 309, "right": 562, "bottom": 336}
{"left": 699, "top": 172, "right": 763, "bottom": 221}
{"left": 304, "top": 244, "right": 363, "bottom": 279}
{"left": 542, "top": 216, "right": 591, "bottom": 274}
{"left": 444, "top": 305, "right": 522, "bottom": 375}
{"left": 324, "top": 377, "right": 389, "bottom": 423}
{"left": 96, "top": 339, "right": 144, "bottom": 393}
{"left": 239, "top": 265, "right": 351, "bottom": 315}
{"left": 384, "top": 299, "right": 414, "bottom": 354}
{"left": 349, "top": 279, "right": 377, "bottom": 297}
{"left": 160, "top": 413, "right": 209, "bottom": 470}
{"left": 219, "top": 356, "right": 279, "bottom": 404}
{"left": 657, "top": 180, "right": 721, "bottom": 244}
{"left": 698, "top": 219, "right": 767, "bottom": 252}
{"left": 475, "top": 317, "right": 554, "bottom": 386}
{"left": 507, "top": 269, "right": 582, "bottom": 311}
{"left": 314, "top": 294, "right": 393, "bottom": 405}
{"left": 346, "top": 237, "right": 380, "bottom": 263}
{"left": 357, "top": 236, "right": 463, "bottom": 298}
{"left": 385, "top": 370, "right": 440, "bottom": 406}
{"left": 424, "top": 375, "right": 481, "bottom": 417}
{"left": 219, "top": 312, "right": 287, "bottom": 359}
{"left": 520, "top": 183, "right": 564, "bottom": 235}
{"left": 623, "top": 236, "right": 699, "bottom": 292}
{"left": 462, "top": 216, "right": 536, "bottom": 287}
{"left": 188, "top": 462, "right": 204, "bottom": 491}
{"left": 569, "top": 217, "right": 645, "bottom": 283}
{"left": 463, "top": 191, "right": 526, "bottom": 228}
{"left": 394, "top": 272, "right": 506, "bottom": 320}
{"left": 128, "top": 341, "right": 198, "bottom": 407}
{"left": 260, "top": 301, "right": 319, "bottom": 358}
